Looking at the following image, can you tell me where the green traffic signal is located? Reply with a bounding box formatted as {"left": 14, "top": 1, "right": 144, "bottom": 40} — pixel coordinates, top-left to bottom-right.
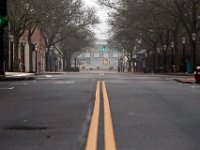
{"left": 0, "top": 16, "right": 8, "bottom": 28}
{"left": 102, "top": 46, "right": 106, "bottom": 53}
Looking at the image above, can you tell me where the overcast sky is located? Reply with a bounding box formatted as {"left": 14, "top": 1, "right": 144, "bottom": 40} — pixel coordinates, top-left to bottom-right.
{"left": 83, "top": 0, "right": 109, "bottom": 40}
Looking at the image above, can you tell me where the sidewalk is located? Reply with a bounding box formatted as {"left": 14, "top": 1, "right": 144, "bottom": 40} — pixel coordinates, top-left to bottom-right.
{"left": 0, "top": 72, "right": 35, "bottom": 81}
{"left": 5, "top": 72, "right": 35, "bottom": 77}
{"left": 160, "top": 72, "right": 198, "bottom": 84}
{"left": 128, "top": 71, "right": 198, "bottom": 84}
{"left": 160, "top": 72, "right": 197, "bottom": 84}
{"left": 174, "top": 77, "right": 197, "bottom": 84}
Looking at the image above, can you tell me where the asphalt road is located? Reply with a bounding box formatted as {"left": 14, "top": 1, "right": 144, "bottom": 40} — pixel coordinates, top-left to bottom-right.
{"left": 0, "top": 71, "right": 200, "bottom": 150}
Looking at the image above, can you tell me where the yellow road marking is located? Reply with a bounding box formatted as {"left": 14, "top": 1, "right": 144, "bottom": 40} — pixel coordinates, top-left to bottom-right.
{"left": 102, "top": 81, "right": 117, "bottom": 150}
{"left": 85, "top": 81, "right": 100, "bottom": 150}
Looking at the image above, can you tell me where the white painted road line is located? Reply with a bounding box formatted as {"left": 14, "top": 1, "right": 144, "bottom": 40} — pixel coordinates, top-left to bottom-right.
{"left": 0, "top": 87, "right": 15, "bottom": 90}
{"left": 55, "top": 81, "right": 75, "bottom": 84}
{"left": 45, "top": 75, "right": 53, "bottom": 78}
{"left": 191, "top": 86, "right": 196, "bottom": 88}
{"left": 11, "top": 83, "right": 28, "bottom": 85}
{"left": 15, "top": 74, "right": 31, "bottom": 77}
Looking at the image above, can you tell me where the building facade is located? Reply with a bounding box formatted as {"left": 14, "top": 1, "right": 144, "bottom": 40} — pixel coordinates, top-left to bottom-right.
{"left": 78, "top": 39, "right": 120, "bottom": 70}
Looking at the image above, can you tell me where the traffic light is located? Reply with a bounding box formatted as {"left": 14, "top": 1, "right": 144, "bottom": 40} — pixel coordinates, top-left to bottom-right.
{"left": 102, "top": 46, "right": 106, "bottom": 53}
{"left": 0, "top": 0, "right": 7, "bottom": 28}
{"left": 0, "top": 16, "right": 8, "bottom": 28}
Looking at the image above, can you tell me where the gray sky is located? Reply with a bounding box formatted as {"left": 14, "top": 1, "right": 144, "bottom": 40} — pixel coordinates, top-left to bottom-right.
{"left": 83, "top": 0, "right": 109, "bottom": 40}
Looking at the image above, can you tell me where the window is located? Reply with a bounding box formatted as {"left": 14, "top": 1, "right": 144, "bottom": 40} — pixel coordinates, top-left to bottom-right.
{"left": 85, "top": 52, "right": 91, "bottom": 58}
{"left": 94, "top": 52, "right": 100, "bottom": 58}
{"left": 112, "top": 52, "right": 119, "bottom": 58}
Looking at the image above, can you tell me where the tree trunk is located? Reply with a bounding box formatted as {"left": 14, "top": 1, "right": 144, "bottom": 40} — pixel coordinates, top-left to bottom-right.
{"left": 45, "top": 50, "right": 50, "bottom": 71}
{"left": 173, "top": 20, "right": 180, "bottom": 72}
{"left": 127, "top": 52, "right": 132, "bottom": 72}
{"left": 66, "top": 57, "right": 71, "bottom": 70}
{"left": 153, "top": 43, "right": 157, "bottom": 73}
{"left": 63, "top": 58, "right": 66, "bottom": 71}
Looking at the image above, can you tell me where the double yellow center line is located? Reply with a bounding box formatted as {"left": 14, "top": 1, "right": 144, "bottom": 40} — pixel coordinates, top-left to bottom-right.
{"left": 85, "top": 81, "right": 117, "bottom": 150}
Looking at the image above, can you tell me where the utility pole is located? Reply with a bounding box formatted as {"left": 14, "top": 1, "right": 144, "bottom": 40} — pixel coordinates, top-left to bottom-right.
{"left": 0, "top": 0, "right": 8, "bottom": 76}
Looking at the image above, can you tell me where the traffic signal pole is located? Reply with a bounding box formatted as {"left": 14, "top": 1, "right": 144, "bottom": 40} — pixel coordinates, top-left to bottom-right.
{"left": 0, "top": 0, "right": 7, "bottom": 76}
{"left": 0, "top": 28, "right": 5, "bottom": 75}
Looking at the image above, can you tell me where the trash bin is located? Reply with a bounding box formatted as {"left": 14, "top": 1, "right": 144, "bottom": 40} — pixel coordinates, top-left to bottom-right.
{"left": 186, "top": 63, "right": 193, "bottom": 73}
{"left": 195, "top": 66, "right": 200, "bottom": 82}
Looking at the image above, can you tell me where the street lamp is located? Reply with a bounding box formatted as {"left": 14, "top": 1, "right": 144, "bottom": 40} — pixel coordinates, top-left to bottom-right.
{"left": 182, "top": 37, "right": 186, "bottom": 73}
{"left": 9, "top": 35, "right": 14, "bottom": 71}
{"left": 35, "top": 44, "right": 38, "bottom": 74}
{"left": 50, "top": 46, "right": 54, "bottom": 72}
{"left": 149, "top": 51, "right": 152, "bottom": 73}
{"left": 21, "top": 40, "right": 26, "bottom": 72}
{"left": 171, "top": 41, "right": 175, "bottom": 72}
{"left": 163, "top": 45, "right": 167, "bottom": 72}
{"left": 192, "top": 33, "right": 196, "bottom": 72}
{"left": 145, "top": 53, "right": 148, "bottom": 73}
{"left": 157, "top": 48, "right": 161, "bottom": 72}
{"left": 171, "top": 41, "right": 174, "bottom": 63}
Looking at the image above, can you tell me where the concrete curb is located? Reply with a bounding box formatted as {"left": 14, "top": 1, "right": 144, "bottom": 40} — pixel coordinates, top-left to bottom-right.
{"left": 0, "top": 76, "right": 35, "bottom": 81}
{"left": 174, "top": 78, "right": 197, "bottom": 84}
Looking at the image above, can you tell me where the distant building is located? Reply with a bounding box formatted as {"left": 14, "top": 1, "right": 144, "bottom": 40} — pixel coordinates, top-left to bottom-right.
{"left": 19, "top": 28, "right": 46, "bottom": 73}
{"left": 78, "top": 39, "right": 120, "bottom": 70}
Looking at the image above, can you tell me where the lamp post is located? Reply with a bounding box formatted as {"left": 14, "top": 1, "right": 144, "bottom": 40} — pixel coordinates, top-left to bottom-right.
{"left": 157, "top": 48, "right": 160, "bottom": 72}
{"left": 50, "top": 46, "right": 54, "bottom": 72}
{"left": 0, "top": 29, "right": 4, "bottom": 76}
{"left": 163, "top": 45, "right": 167, "bottom": 72}
{"left": 145, "top": 53, "right": 148, "bottom": 73}
{"left": 182, "top": 37, "right": 186, "bottom": 73}
{"left": 122, "top": 51, "right": 125, "bottom": 72}
{"left": 21, "top": 40, "right": 26, "bottom": 72}
{"left": 149, "top": 51, "right": 152, "bottom": 73}
{"left": 35, "top": 44, "right": 38, "bottom": 74}
{"left": 171, "top": 41, "right": 175, "bottom": 72}
{"left": 171, "top": 41, "right": 174, "bottom": 69}
{"left": 192, "top": 33, "right": 196, "bottom": 72}
{"left": 9, "top": 35, "right": 14, "bottom": 71}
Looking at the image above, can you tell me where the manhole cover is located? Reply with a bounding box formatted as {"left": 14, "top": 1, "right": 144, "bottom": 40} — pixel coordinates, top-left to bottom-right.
{"left": 6, "top": 126, "right": 47, "bottom": 131}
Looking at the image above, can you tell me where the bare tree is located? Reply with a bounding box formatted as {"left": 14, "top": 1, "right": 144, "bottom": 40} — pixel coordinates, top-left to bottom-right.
{"left": 39, "top": 0, "right": 99, "bottom": 71}
{"left": 58, "top": 27, "right": 95, "bottom": 70}
{"left": 7, "top": 0, "right": 50, "bottom": 71}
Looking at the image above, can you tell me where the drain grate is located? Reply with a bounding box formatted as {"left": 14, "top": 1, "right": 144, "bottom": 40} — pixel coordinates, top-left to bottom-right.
{"left": 6, "top": 126, "right": 47, "bottom": 131}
